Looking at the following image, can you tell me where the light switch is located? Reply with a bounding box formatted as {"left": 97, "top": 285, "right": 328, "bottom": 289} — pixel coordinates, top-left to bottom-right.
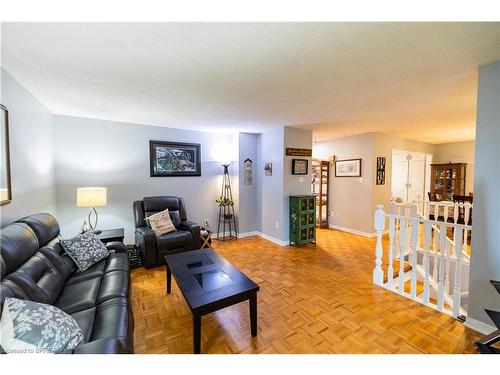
{"left": 299, "top": 177, "right": 304, "bottom": 183}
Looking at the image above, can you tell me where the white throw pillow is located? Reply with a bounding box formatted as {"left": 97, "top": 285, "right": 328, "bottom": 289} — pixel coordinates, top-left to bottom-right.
{"left": 147, "top": 208, "right": 177, "bottom": 236}
{"left": 0, "top": 298, "right": 84, "bottom": 354}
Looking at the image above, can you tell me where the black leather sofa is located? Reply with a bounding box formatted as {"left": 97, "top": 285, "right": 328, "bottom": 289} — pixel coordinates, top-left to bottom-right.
{"left": 0, "top": 213, "right": 134, "bottom": 354}
{"left": 134, "top": 196, "right": 201, "bottom": 268}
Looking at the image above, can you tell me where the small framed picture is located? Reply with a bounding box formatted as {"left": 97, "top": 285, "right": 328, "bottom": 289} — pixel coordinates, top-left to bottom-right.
{"left": 335, "top": 159, "right": 361, "bottom": 177}
{"left": 264, "top": 162, "right": 272, "bottom": 176}
{"left": 292, "top": 159, "right": 308, "bottom": 175}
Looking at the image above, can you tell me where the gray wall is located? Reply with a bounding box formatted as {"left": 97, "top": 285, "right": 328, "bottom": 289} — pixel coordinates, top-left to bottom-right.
{"left": 238, "top": 133, "right": 258, "bottom": 234}
{"left": 468, "top": 60, "right": 500, "bottom": 327}
{"left": 256, "top": 126, "right": 284, "bottom": 241}
{"left": 53, "top": 115, "right": 236, "bottom": 243}
{"left": 313, "top": 133, "right": 374, "bottom": 234}
{"left": 283, "top": 127, "right": 312, "bottom": 240}
{"left": 0, "top": 69, "right": 57, "bottom": 226}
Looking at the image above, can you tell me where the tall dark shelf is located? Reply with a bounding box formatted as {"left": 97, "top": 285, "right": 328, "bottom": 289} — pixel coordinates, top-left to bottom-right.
{"left": 216, "top": 164, "right": 237, "bottom": 241}
{"left": 430, "top": 163, "right": 467, "bottom": 201}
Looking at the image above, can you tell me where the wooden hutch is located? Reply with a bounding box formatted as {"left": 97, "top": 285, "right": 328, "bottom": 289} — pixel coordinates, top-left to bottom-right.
{"left": 430, "top": 162, "right": 467, "bottom": 201}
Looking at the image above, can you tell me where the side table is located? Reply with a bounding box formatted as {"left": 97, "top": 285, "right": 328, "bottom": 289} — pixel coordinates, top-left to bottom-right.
{"left": 97, "top": 228, "right": 125, "bottom": 243}
{"left": 200, "top": 229, "right": 212, "bottom": 248}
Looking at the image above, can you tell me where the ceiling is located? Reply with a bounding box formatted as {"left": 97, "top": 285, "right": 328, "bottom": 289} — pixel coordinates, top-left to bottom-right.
{"left": 1, "top": 22, "right": 499, "bottom": 144}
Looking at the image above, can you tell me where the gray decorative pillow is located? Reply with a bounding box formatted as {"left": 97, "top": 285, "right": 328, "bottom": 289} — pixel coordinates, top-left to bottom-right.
{"left": 61, "top": 232, "right": 109, "bottom": 272}
{"left": 0, "top": 297, "right": 84, "bottom": 353}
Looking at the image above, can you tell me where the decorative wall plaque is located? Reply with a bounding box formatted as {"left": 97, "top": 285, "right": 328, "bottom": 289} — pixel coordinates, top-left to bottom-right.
{"left": 376, "top": 157, "right": 386, "bottom": 185}
{"left": 285, "top": 148, "right": 312, "bottom": 157}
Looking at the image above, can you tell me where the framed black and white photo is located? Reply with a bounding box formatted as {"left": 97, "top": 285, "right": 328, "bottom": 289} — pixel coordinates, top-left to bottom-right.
{"left": 335, "top": 159, "right": 361, "bottom": 177}
{"left": 292, "top": 159, "right": 308, "bottom": 175}
{"left": 149, "top": 140, "right": 201, "bottom": 177}
{"left": 376, "top": 157, "right": 386, "bottom": 185}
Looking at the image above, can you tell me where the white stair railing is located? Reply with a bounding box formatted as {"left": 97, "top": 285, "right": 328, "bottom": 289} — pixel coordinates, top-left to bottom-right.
{"left": 373, "top": 203, "right": 472, "bottom": 318}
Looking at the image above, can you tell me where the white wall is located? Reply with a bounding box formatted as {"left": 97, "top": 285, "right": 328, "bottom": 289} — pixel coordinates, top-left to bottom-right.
{"left": 434, "top": 141, "right": 475, "bottom": 195}
{"left": 53, "top": 114, "right": 236, "bottom": 243}
{"left": 468, "top": 60, "right": 500, "bottom": 329}
{"left": 0, "top": 69, "right": 57, "bottom": 226}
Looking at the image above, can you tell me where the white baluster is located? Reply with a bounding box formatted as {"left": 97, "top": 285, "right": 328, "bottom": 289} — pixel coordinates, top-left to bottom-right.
{"left": 399, "top": 217, "right": 407, "bottom": 294}
{"left": 437, "top": 223, "right": 447, "bottom": 311}
{"left": 443, "top": 203, "right": 449, "bottom": 223}
{"left": 423, "top": 222, "right": 431, "bottom": 305}
{"left": 388, "top": 216, "right": 395, "bottom": 289}
{"left": 410, "top": 217, "right": 419, "bottom": 299}
{"left": 463, "top": 204, "right": 471, "bottom": 254}
{"left": 452, "top": 227, "right": 464, "bottom": 317}
{"left": 432, "top": 227, "right": 439, "bottom": 282}
{"left": 445, "top": 241, "right": 451, "bottom": 294}
{"left": 373, "top": 205, "right": 385, "bottom": 286}
{"left": 453, "top": 203, "right": 459, "bottom": 224}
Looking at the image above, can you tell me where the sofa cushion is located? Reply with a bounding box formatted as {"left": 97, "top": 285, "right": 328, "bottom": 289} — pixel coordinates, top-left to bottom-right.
{"left": 90, "top": 297, "right": 130, "bottom": 343}
{"left": 17, "top": 213, "right": 60, "bottom": 248}
{"left": 157, "top": 230, "right": 193, "bottom": 253}
{"left": 54, "top": 277, "right": 101, "bottom": 314}
{"left": 4, "top": 252, "right": 66, "bottom": 305}
{"left": 61, "top": 232, "right": 110, "bottom": 272}
{"left": 0, "top": 297, "right": 84, "bottom": 354}
{"left": 97, "top": 270, "right": 129, "bottom": 304}
{"left": 71, "top": 307, "right": 96, "bottom": 343}
{"left": 0, "top": 223, "right": 39, "bottom": 276}
{"left": 104, "top": 253, "right": 130, "bottom": 273}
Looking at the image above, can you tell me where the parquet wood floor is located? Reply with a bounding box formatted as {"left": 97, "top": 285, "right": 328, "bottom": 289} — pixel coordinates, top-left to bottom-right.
{"left": 130, "top": 229, "right": 482, "bottom": 354}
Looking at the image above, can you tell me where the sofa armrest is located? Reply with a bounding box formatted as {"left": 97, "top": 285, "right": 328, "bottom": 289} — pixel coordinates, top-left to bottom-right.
{"left": 135, "top": 226, "right": 157, "bottom": 267}
{"left": 180, "top": 221, "right": 201, "bottom": 249}
{"left": 73, "top": 338, "right": 130, "bottom": 354}
{"left": 106, "top": 241, "right": 126, "bottom": 253}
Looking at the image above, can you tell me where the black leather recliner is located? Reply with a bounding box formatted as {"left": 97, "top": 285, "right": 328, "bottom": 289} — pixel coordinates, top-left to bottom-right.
{"left": 0, "top": 213, "right": 134, "bottom": 354}
{"left": 133, "top": 196, "right": 201, "bottom": 268}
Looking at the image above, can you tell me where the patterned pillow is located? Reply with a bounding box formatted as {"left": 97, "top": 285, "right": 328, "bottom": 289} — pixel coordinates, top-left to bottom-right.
{"left": 60, "top": 232, "right": 109, "bottom": 272}
{"left": 147, "top": 208, "right": 177, "bottom": 236}
{"left": 0, "top": 297, "right": 84, "bottom": 354}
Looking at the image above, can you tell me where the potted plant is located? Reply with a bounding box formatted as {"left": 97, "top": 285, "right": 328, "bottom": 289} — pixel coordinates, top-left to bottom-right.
{"left": 216, "top": 196, "right": 236, "bottom": 219}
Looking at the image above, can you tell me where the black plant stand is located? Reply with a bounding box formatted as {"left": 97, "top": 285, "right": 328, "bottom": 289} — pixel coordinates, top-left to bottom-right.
{"left": 216, "top": 164, "right": 237, "bottom": 241}
{"left": 476, "top": 280, "right": 500, "bottom": 354}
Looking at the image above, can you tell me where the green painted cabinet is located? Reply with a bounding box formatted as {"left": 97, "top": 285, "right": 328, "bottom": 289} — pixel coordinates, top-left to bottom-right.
{"left": 289, "top": 195, "right": 316, "bottom": 246}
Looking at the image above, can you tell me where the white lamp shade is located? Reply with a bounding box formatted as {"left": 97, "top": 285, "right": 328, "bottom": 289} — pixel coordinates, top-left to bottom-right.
{"left": 77, "top": 187, "right": 107, "bottom": 207}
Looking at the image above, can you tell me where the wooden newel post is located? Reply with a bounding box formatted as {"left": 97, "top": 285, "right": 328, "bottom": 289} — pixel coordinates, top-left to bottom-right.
{"left": 373, "top": 204, "right": 385, "bottom": 286}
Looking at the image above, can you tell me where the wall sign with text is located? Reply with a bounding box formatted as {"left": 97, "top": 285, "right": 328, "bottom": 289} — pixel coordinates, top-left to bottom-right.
{"left": 286, "top": 148, "right": 312, "bottom": 157}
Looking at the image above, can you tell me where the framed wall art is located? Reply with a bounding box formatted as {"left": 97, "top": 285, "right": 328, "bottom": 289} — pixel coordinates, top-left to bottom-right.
{"left": 292, "top": 159, "right": 308, "bottom": 175}
{"left": 376, "top": 157, "right": 386, "bottom": 185}
{"left": 1, "top": 104, "right": 12, "bottom": 205}
{"left": 149, "top": 140, "right": 201, "bottom": 177}
{"left": 335, "top": 158, "right": 361, "bottom": 177}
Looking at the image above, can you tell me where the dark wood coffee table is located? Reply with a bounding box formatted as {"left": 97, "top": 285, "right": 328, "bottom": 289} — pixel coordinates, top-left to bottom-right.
{"left": 165, "top": 248, "right": 259, "bottom": 354}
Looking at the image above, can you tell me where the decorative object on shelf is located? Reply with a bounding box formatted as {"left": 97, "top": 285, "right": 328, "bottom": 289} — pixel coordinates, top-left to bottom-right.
{"left": 149, "top": 140, "right": 201, "bottom": 177}
{"left": 476, "top": 280, "right": 500, "bottom": 353}
{"left": 0, "top": 104, "right": 12, "bottom": 206}
{"left": 430, "top": 162, "right": 466, "bottom": 202}
{"left": 311, "top": 159, "right": 330, "bottom": 228}
{"left": 335, "top": 158, "right": 362, "bottom": 177}
{"left": 292, "top": 159, "right": 308, "bottom": 175}
{"left": 289, "top": 195, "right": 316, "bottom": 246}
{"left": 264, "top": 162, "right": 272, "bottom": 176}
{"left": 244, "top": 158, "right": 253, "bottom": 185}
{"left": 286, "top": 147, "right": 312, "bottom": 157}
{"left": 77, "top": 187, "right": 107, "bottom": 234}
{"left": 376, "top": 157, "right": 386, "bottom": 185}
{"left": 216, "top": 164, "right": 237, "bottom": 241}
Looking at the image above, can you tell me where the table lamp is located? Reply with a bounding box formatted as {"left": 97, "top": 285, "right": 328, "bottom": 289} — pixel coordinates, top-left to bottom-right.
{"left": 77, "top": 187, "right": 107, "bottom": 234}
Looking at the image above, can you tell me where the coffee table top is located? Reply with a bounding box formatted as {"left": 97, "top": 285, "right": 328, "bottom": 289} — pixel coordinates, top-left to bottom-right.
{"left": 165, "top": 248, "right": 259, "bottom": 312}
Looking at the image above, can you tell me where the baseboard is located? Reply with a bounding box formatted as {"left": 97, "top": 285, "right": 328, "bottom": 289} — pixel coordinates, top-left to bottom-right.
{"left": 328, "top": 224, "right": 377, "bottom": 238}
{"left": 464, "top": 317, "right": 497, "bottom": 335}
{"left": 213, "top": 230, "right": 288, "bottom": 246}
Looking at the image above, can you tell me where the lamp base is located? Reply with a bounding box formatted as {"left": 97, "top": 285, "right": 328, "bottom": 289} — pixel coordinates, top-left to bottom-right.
{"left": 90, "top": 229, "right": 102, "bottom": 235}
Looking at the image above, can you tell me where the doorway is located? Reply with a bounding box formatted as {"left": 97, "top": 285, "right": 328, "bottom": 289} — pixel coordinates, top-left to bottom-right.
{"left": 391, "top": 149, "right": 432, "bottom": 211}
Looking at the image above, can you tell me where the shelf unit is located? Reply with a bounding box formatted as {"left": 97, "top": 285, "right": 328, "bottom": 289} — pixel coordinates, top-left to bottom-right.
{"left": 289, "top": 195, "right": 316, "bottom": 246}
{"left": 311, "top": 159, "right": 329, "bottom": 228}
{"left": 430, "top": 163, "right": 466, "bottom": 201}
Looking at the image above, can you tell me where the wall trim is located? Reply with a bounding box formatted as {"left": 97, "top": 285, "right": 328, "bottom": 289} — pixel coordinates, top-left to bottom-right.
{"left": 328, "top": 224, "right": 376, "bottom": 238}
{"left": 464, "top": 317, "right": 497, "bottom": 335}
{"left": 214, "top": 231, "right": 289, "bottom": 246}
